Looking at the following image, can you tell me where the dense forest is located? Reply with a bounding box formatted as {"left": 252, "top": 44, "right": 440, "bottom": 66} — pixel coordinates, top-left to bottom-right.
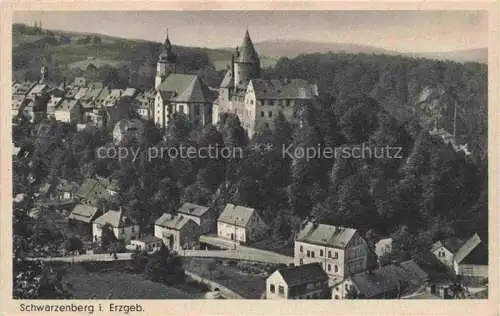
{"left": 13, "top": 24, "right": 488, "bottom": 267}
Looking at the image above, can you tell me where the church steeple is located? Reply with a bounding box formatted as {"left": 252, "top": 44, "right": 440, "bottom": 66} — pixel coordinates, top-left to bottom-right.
{"left": 156, "top": 29, "right": 177, "bottom": 90}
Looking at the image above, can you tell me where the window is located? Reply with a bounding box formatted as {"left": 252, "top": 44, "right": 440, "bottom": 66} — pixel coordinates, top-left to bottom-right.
{"left": 299, "top": 259, "right": 303, "bottom": 265}
{"left": 300, "top": 245, "right": 303, "bottom": 252}
{"left": 334, "top": 251, "right": 339, "bottom": 259}
{"left": 311, "top": 251, "right": 315, "bottom": 258}
{"left": 194, "top": 104, "right": 200, "bottom": 116}
{"left": 278, "top": 286, "right": 285, "bottom": 296}
{"left": 336, "top": 287, "right": 339, "bottom": 292}
{"left": 270, "top": 284, "right": 275, "bottom": 293}
{"left": 345, "top": 284, "right": 349, "bottom": 291}
{"left": 268, "top": 111, "right": 272, "bottom": 118}
{"left": 328, "top": 251, "right": 332, "bottom": 258}
{"left": 334, "top": 265, "right": 338, "bottom": 273}
{"left": 320, "top": 249, "right": 324, "bottom": 257}
{"left": 131, "top": 226, "right": 135, "bottom": 233}
{"left": 306, "top": 250, "right": 310, "bottom": 257}
{"left": 261, "top": 111, "right": 265, "bottom": 118}
{"left": 179, "top": 105, "right": 184, "bottom": 113}
{"left": 328, "top": 264, "right": 331, "bottom": 271}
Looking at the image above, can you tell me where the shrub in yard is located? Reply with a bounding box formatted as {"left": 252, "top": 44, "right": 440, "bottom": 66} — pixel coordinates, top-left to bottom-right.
{"left": 145, "top": 245, "right": 186, "bottom": 286}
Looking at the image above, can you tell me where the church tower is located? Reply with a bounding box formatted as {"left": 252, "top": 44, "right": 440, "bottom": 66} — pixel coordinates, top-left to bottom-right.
{"left": 40, "top": 65, "right": 48, "bottom": 83}
{"left": 233, "top": 30, "right": 260, "bottom": 90}
{"left": 155, "top": 29, "right": 177, "bottom": 90}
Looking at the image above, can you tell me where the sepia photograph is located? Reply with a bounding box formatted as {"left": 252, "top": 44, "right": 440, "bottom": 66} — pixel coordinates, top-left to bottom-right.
{"left": 3, "top": 5, "right": 496, "bottom": 313}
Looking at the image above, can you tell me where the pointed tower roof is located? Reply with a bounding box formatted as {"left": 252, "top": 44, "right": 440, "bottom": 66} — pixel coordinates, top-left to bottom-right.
{"left": 160, "top": 28, "right": 177, "bottom": 63}
{"left": 236, "top": 30, "right": 259, "bottom": 64}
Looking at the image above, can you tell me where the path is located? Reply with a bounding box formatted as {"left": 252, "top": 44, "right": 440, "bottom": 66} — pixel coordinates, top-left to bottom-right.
{"left": 26, "top": 247, "right": 293, "bottom": 265}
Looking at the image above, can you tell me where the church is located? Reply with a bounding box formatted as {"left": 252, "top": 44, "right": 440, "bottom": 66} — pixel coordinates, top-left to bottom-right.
{"left": 213, "top": 30, "right": 319, "bottom": 138}
{"left": 153, "top": 31, "right": 215, "bottom": 129}
{"left": 153, "top": 30, "right": 319, "bottom": 138}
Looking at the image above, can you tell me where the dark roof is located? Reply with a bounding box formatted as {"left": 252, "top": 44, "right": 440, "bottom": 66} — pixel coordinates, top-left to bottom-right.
{"left": 218, "top": 203, "right": 259, "bottom": 227}
{"left": 158, "top": 74, "right": 214, "bottom": 103}
{"left": 350, "top": 260, "right": 429, "bottom": 299}
{"left": 155, "top": 213, "right": 195, "bottom": 230}
{"left": 159, "top": 33, "right": 177, "bottom": 63}
{"left": 68, "top": 204, "right": 100, "bottom": 223}
{"left": 276, "top": 263, "right": 328, "bottom": 287}
{"left": 459, "top": 237, "right": 487, "bottom": 265}
{"left": 236, "top": 30, "right": 259, "bottom": 64}
{"left": 177, "top": 202, "right": 211, "bottom": 217}
{"left": 455, "top": 233, "right": 482, "bottom": 264}
{"left": 136, "top": 235, "right": 163, "bottom": 244}
{"left": 94, "top": 210, "right": 136, "bottom": 227}
{"left": 249, "top": 79, "right": 318, "bottom": 100}
{"left": 295, "top": 221, "right": 358, "bottom": 249}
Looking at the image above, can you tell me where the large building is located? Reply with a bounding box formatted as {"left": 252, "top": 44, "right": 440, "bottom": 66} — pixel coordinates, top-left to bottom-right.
{"left": 153, "top": 32, "right": 214, "bottom": 129}
{"left": 294, "top": 220, "right": 368, "bottom": 280}
{"left": 213, "top": 30, "right": 319, "bottom": 138}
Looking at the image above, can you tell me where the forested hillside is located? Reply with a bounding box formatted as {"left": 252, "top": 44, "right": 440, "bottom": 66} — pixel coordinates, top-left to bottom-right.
{"left": 265, "top": 53, "right": 487, "bottom": 163}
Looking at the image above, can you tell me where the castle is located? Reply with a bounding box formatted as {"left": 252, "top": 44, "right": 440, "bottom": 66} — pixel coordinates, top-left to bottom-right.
{"left": 153, "top": 30, "right": 319, "bottom": 137}
{"left": 212, "top": 30, "right": 319, "bottom": 138}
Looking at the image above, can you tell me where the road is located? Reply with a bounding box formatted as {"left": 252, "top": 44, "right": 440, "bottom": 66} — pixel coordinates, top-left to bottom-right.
{"left": 26, "top": 247, "right": 294, "bottom": 265}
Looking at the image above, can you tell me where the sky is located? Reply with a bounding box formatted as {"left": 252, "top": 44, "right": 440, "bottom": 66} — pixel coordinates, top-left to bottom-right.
{"left": 13, "top": 11, "right": 488, "bottom": 53}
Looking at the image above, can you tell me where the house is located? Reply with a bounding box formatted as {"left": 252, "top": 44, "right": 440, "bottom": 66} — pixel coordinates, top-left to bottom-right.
{"left": 76, "top": 177, "right": 118, "bottom": 206}
{"left": 54, "top": 179, "right": 80, "bottom": 200}
{"left": 23, "top": 95, "right": 49, "bottom": 124}
{"left": 430, "top": 238, "right": 465, "bottom": 269}
{"left": 453, "top": 233, "right": 488, "bottom": 278}
{"left": 92, "top": 209, "right": 139, "bottom": 244}
{"left": 266, "top": 263, "right": 330, "bottom": 299}
{"left": 133, "top": 89, "right": 155, "bottom": 120}
{"left": 332, "top": 260, "right": 429, "bottom": 299}
{"left": 112, "top": 118, "right": 144, "bottom": 144}
{"left": 46, "top": 96, "right": 63, "bottom": 118}
{"left": 68, "top": 204, "right": 102, "bottom": 236}
{"left": 73, "top": 76, "right": 86, "bottom": 88}
{"left": 217, "top": 203, "right": 267, "bottom": 244}
{"left": 375, "top": 238, "right": 393, "bottom": 261}
{"left": 128, "top": 235, "right": 163, "bottom": 253}
{"left": 154, "top": 213, "right": 201, "bottom": 252}
{"left": 79, "top": 81, "right": 104, "bottom": 109}
{"left": 54, "top": 99, "right": 81, "bottom": 123}
{"left": 154, "top": 32, "right": 214, "bottom": 129}
{"left": 294, "top": 220, "right": 368, "bottom": 279}
{"left": 177, "top": 202, "right": 216, "bottom": 234}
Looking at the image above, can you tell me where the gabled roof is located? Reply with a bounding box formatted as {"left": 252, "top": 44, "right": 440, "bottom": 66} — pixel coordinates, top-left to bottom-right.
{"left": 455, "top": 233, "right": 483, "bottom": 264}
{"left": 218, "top": 203, "right": 258, "bottom": 227}
{"left": 274, "top": 263, "right": 328, "bottom": 287}
{"left": 172, "top": 76, "right": 214, "bottom": 103}
{"left": 177, "top": 202, "right": 211, "bottom": 217}
{"left": 236, "top": 30, "right": 259, "bottom": 64}
{"left": 155, "top": 213, "right": 195, "bottom": 231}
{"left": 249, "top": 79, "right": 318, "bottom": 100}
{"left": 68, "top": 204, "right": 100, "bottom": 223}
{"left": 459, "top": 240, "right": 488, "bottom": 265}
{"left": 295, "top": 221, "right": 358, "bottom": 249}
{"left": 350, "top": 260, "right": 428, "bottom": 298}
{"left": 431, "top": 237, "right": 466, "bottom": 254}
{"left": 77, "top": 178, "right": 110, "bottom": 201}
{"left": 56, "top": 99, "right": 79, "bottom": 112}
{"left": 94, "top": 210, "right": 135, "bottom": 227}
{"left": 157, "top": 74, "right": 214, "bottom": 103}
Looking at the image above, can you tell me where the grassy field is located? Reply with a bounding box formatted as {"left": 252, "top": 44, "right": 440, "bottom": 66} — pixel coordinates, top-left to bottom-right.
{"left": 55, "top": 262, "right": 201, "bottom": 299}
{"left": 183, "top": 258, "right": 272, "bottom": 299}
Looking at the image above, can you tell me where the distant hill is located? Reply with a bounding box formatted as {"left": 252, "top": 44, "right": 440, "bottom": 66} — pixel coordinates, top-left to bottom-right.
{"left": 244, "top": 39, "right": 487, "bottom": 64}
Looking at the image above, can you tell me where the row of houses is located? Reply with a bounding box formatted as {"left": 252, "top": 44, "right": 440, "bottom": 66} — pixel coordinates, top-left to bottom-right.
{"left": 264, "top": 218, "right": 487, "bottom": 300}
{"left": 12, "top": 74, "right": 155, "bottom": 127}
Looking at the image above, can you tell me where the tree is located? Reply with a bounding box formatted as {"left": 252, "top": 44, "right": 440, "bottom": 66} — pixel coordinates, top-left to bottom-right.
{"left": 65, "top": 236, "right": 84, "bottom": 255}
{"left": 144, "top": 245, "right": 185, "bottom": 285}
{"left": 92, "top": 35, "right": 102, "bottom": 45}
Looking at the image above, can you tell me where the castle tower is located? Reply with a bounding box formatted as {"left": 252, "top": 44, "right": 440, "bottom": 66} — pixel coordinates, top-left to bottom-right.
{"left": 233, "top": 30, "right": 260, "bottom": 90}
{"left": 155, "top": 29, "right": 177, "bottom": 90}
